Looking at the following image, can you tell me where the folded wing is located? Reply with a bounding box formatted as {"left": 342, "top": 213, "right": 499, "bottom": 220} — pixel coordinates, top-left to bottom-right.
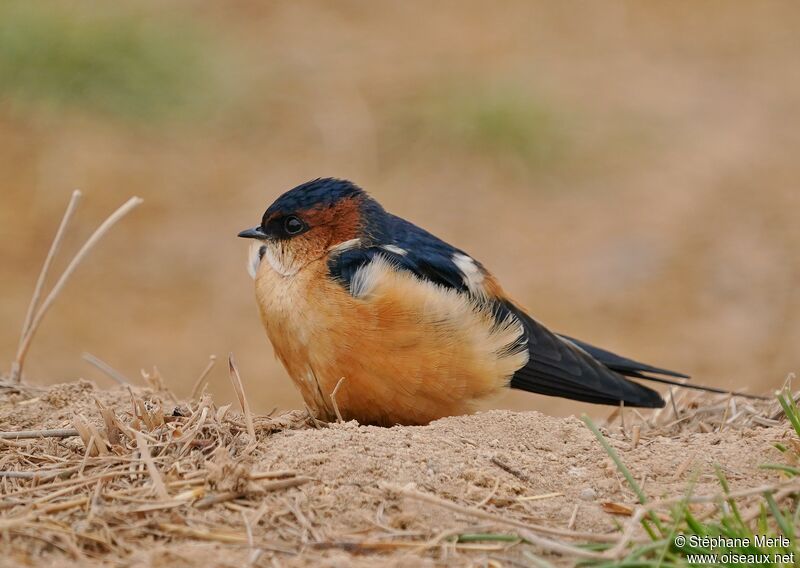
{"left": 328, "top": 217, "right": 683, "bottom": 409}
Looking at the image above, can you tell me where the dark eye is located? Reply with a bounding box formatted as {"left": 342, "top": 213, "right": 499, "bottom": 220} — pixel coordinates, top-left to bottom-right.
{"left": 283, "top": 215, "right": 305, "bottom": 235}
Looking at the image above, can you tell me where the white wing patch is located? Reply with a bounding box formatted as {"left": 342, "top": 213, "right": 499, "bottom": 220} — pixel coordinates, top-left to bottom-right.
{"left": 352, "top": 251, "right": 487, "bottom": 298}
{"left": 350, "top": 255, "right": 395, "bottom": 298}
{"left": 452, "top": 253, "right": 486, "bottom": 296}
{"left": 381, "top": 244, "right": 408, "bottom": 256}
{"left": 329, "top": 238, "right": 362, "bottom": 254}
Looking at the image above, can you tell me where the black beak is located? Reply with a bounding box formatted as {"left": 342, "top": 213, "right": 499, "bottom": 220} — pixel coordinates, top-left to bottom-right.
{"left": 238, "top": 226, "right": 267, "bottom": 239}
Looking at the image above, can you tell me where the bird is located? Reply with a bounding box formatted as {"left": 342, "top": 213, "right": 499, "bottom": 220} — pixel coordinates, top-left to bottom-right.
{"left": 239, "top": 178, "right": 745, "bottom": 426}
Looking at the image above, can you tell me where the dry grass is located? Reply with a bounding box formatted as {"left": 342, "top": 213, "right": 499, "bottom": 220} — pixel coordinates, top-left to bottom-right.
{"left": 0, "top": 378, "right": 795, "bottom": 567}
{"left": 0, "top": 381, "right": 314, "bottom": 564}
{"left": 601, "top": 386, "right": 787, "bottom": 438}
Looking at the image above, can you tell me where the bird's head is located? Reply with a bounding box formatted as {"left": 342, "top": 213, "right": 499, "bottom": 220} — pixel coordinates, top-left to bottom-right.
{"left": 238, "top": 178, "right": 384, "bottom": 277}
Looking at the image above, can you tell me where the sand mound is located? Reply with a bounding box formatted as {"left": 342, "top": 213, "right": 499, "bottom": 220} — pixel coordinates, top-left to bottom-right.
{"left": 0, "top": 380, "right": 794, "bottom": 567}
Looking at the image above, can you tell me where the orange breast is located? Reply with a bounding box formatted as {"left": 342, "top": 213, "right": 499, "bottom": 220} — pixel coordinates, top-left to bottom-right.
{"left": 254, "top": 255, "right": 528, "bottom": 425}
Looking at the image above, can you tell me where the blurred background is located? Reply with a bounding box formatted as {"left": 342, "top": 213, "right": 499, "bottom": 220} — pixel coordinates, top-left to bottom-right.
{"left": 1, "top": 1, "right": 798, "bottom": 417}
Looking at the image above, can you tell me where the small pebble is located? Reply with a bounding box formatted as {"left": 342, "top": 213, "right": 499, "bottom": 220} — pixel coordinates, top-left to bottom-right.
{"left": 579, "top": 487, "right": 597, "bottom": 501}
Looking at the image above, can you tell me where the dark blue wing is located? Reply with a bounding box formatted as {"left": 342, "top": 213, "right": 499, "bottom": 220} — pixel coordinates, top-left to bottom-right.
{"left": 329, "top": 214, "right": 475, "bottom": 294}
{"left": 328, "top": 245, "right": 468, "bottom": 294}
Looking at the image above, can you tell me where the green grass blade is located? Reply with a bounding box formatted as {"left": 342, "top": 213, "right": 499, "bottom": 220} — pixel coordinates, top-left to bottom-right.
{"left": 777, "top": 392, "right": 800, "bottom": 437}
{"left": 759, "top": 463, "right": 800, "bottom": 476}
{"left": 714, "top": 465, "right": 746, "bottom": 526}
{"left": 581, "top": 415, "right": 665, "bottom": 536}
{"left": 764, "top": 492, "right": 794, "bottom": 539}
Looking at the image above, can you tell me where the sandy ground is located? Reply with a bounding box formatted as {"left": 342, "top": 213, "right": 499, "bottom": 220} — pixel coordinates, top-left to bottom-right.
{"left": 0, "top": 380, "right": 792, "bottom": 567}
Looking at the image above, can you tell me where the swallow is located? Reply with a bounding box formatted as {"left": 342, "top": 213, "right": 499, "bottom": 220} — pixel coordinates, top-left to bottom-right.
{"left": 238, "top": 178, "right": 743, "bottom": 426}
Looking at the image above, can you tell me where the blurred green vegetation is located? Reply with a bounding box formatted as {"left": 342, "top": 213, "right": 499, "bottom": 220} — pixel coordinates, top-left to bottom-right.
{"left": 393, "top": 84, "right": 569, "bottom": 175}
{"left": 0, "top": 2, "right": 215, "bottom": 121}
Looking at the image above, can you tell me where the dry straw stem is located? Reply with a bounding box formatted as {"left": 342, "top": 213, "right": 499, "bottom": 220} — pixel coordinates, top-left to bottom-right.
{"left": 635, "top": 477, "right": 800, "bottom": 513}
{"left": 0, "top": 468, "right": 78, "bottom": 480}
{"left": 228, "top": 353, "right": 256, "bottom": 448}
{"left": 304, "top": 403, "right": 325, "bottom": 429}
{"left": 605, "top": 506, "right": 648, "bottom": 559}
{"left": 330, "top": 376, "right": 346, "bottom": 423}
{"left": 0, "top": 428, "right": 79, "bottom": 439}
{"left": 491, "top": 455, "right": 534, "bottom": 484}
{"left": 191, "top": 354, "right": 217, "bottom": 400}
{"left": 12, "top": 190, "right": 82, "bottom": 382}
{"left": 157, "top": 523, "right": 296, "bottom": 554}
{"left": 12, "top": 195, "right": 143, "bottom": 382}
{"left": 135, "top": 431, "right": 169, "bottom": 499}
{"left": 517, "top": 492, "right": 563, "bottom": 502}
{"left": 194, "top": 476, "right": 312, "bottom": 509}
{"left": 384, "top": 483, "right": 618, "bottom": 550}
{"left": 82, "top": 352, "right": 131, "bottom": 385}
{"left": 249, "top": 469, "right": 299, "bottom": 480}
{"left": 72, "top": 414, "right": 108, "bottom": 457}
{"left": 0, "top": 467, "right": 132, "bottom": 502}
{"left": 567, "top": 504, "right": 579, "bottom": 530}
{"left": 157, "top": 522, "right": 250, "bottom": 544}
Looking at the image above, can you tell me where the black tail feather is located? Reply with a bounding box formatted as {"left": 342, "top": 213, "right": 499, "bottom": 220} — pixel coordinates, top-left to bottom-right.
{"left": 502, "top": 302, "right": 666, "bottom": 409}
{"left": 627, "top": 373, "right": 769, "bottom": 400}
{"left": 558, "top": 334, "right": 690, "bottom": 379}
{"left": 502, "top": 301, "right": 767, "bottom": 408}
{"left": 557, "top": 334, "right": 767, "bottom": 400}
